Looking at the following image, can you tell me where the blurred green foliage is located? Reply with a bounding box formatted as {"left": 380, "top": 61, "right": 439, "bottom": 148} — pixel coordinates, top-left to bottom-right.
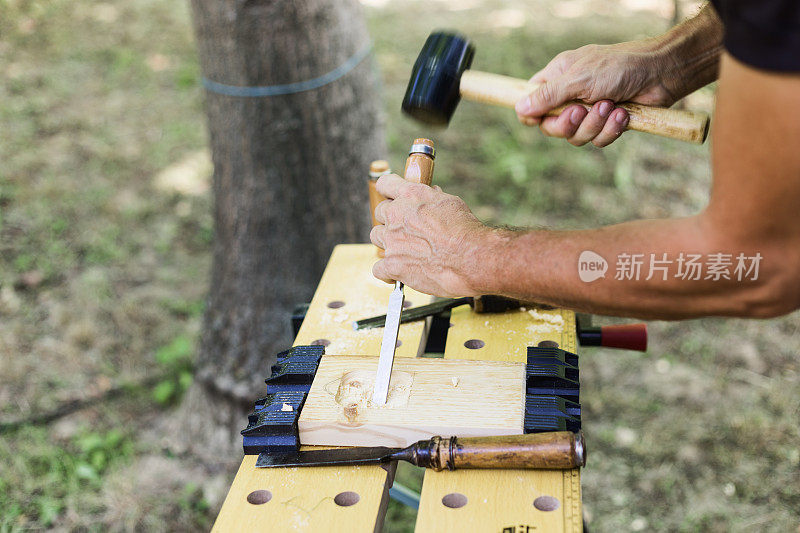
{"left": 153, "top": 335, "right": 195, "bottom": 405}
{"left": 0, "top": 428, "right": 133, "bottom": 529}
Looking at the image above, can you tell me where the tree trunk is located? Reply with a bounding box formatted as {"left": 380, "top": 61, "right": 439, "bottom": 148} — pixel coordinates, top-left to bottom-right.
{"left": 179, "top": 0, "right": 385, "bottom": 459}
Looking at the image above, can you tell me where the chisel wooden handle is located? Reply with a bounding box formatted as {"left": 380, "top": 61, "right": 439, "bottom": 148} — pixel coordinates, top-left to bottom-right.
{"left": 403, "top": 138, "right": 435, "bottom": 185}
{"left": 460, "top": 70, "right": 710, "bottom": 144}
{"left": 412, "top": 431, "right": 585, "bottom": 471}
{"left": 369, "top": 141, "right": 435, "bottom": 257}
{"left": 368, "top": 160, "right": 390, "bottom": 257}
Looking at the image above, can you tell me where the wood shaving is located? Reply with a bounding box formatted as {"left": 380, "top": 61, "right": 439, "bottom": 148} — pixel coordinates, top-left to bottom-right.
{"left": 527, "top": 309, "right": 564, "bottom": 326}
{"left": 281, "top": 403, "right": 293, "bottom": 412}
{"left": 522, "top": 309, "right": 565, "bottom": 334}
{"left": 451, "top": 377, "right": 460, "bottom": 387}
{"left": 527, "top": 323, "right": 561, "bottom": 334}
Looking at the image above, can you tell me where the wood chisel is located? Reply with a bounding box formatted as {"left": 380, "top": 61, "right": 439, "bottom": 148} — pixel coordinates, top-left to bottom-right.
{"left": 256, "top": 431, "right": 585, "bottom": 470}
{"left": 371, "top": 138, "right": 435, "bottom": 406}
{"left": 356, "top": 296, "right": 649, "bottom": 352}
{"left": 354, "top": 295, "right": 530, "bottom": 330}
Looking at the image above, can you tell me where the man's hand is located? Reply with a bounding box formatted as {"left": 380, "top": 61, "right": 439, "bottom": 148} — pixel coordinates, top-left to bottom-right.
{"left": 515, "top": 41, "right": 679, "bottom": 146}
{"left": 370, "top": 174, "right": 493, "bottom": 297}
{"left": 515, "top": 5, "right": 723, "bottom": 147}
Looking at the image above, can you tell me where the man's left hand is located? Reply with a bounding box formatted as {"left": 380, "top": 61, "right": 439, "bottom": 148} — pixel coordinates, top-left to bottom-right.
{"left": 370, "top": 174, "right": 490, "bottom": 297}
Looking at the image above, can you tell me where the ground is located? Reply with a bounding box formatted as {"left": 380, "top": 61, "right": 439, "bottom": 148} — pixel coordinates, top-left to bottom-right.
{"left": 0, "top": 0, "right": 798, "bottom": 531}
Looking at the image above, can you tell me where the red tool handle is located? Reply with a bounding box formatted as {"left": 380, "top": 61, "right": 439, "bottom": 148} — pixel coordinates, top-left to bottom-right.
{"left": 600, "top": 323, "right": 647, "bottom": 352}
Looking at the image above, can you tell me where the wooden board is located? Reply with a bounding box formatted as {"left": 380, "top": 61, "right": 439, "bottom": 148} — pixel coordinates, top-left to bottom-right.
{"left": 445, "top": 305, "right": 575, "bottom": 362}
{"left": 298, "top": 355, "right": 526, "bottom": 447}
{"left": 213, "top": 453, "right": 397, "bottom": 533}
{"left": 294, "top": 244, "right": 433, "bottom": 358}
{"left": 415, "top": 468, "right": 581, "bottom": 533}
{"left": 213, "top": 244, "right": 431, "bottom": 532}
{"left": 416, "top": 306, "right": 582, "bottom": 532}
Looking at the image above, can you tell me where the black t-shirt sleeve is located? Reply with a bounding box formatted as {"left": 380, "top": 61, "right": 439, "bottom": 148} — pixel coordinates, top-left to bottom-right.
{"left": 711, "top": 0, "right": 800, "bottom": 72}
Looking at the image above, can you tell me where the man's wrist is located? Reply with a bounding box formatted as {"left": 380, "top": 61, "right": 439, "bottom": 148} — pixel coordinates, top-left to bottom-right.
{"left": 462, "top": 227, "right": 516, "bottom": 296}
{"left": 628, "top": 36, "right": 684, "bottom": 100}
{"left": 654, "top": 4, "right": 724, "bottom": 97}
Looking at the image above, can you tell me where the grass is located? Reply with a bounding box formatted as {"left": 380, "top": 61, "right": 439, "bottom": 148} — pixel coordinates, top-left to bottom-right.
{"left": 0, "top": 427, "right": 133, "bottom": 529}
{"left": 1, "top": 0, "right": 798, "bottom": 530}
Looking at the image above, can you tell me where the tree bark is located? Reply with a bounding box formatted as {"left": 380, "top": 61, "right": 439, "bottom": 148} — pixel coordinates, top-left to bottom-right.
{"left": 180, "top": 0, "right": 385, "bottom": 458}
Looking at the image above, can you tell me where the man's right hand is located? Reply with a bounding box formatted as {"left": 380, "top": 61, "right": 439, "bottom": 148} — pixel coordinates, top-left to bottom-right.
{"left": 515, "top": 40, "right": 686, "bottom": 147}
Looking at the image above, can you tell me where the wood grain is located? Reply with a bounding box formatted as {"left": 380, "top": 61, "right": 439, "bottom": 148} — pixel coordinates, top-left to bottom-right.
{"left": 298, "top": 355, "right": 525, "bottom": 447}
{"left": 444, "top": 432, "right": 584, "bottom": 470}
{"left": 460, "top": 70, "right": 710, "bottom": 144}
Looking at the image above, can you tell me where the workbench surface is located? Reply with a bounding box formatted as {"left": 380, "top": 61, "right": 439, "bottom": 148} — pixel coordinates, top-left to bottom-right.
{"left": 212, "top": 244, "right": 582, "bottom": 532}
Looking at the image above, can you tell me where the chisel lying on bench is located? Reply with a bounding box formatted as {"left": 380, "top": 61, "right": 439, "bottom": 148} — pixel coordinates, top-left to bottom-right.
{"left": 256, "top": 431, "right": 585, "bottom": 470}
{"left": 354, "top": 296, "right": 648, "bottom": 351}
{"left": 353, "top": 295, "right": 528, "bottom": 330}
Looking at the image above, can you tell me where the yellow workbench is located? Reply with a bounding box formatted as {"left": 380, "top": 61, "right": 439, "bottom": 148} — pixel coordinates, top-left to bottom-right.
{"left": 213, "top": 244, "right": 582, "bottom": 532}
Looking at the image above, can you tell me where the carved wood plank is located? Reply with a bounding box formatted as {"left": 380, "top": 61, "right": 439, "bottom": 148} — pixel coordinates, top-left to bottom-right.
{"left": 298, "top": 355, "right": 525, "bottom": 447}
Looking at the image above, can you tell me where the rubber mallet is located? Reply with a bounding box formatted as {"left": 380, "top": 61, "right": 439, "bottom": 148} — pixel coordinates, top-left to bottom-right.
{"left": 402, "top": 31, "right": 710, "bottom": 144}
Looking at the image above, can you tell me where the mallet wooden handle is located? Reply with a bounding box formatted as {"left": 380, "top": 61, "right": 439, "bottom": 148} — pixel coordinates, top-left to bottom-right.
{"left": 412, "top": 431, "right": 585, "bottom": 471}
{"left": 460, "top": 70, "right": 709, "bottom": 144}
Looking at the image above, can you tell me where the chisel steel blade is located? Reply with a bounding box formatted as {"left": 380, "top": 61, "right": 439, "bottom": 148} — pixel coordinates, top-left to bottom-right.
{"left": 372, "top": 281, "right": 404, "bottom": 405}
{"left": 256, "top": 446, "right": 399, "bottom": 468}
{"left": 352, "top": 297, "right": 471, "bottom": 330}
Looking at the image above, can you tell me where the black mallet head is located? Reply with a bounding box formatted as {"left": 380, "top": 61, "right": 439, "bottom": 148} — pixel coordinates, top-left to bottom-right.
{"left": 401, "top": 31, "right": 475, "bottom": 126}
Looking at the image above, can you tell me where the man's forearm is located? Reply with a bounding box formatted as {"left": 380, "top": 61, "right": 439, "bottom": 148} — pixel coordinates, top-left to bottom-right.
{"left": 654, "top": 4, "right": 724, "bottom": 99}
{"left": 472, "top": 214, "right": 783, "bottom": 320}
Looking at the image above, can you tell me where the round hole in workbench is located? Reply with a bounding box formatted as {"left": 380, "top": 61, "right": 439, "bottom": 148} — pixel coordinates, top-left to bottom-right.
{"left": 537, "top": 340, "right": 559, "bottom": 348}
{"left": 327, "top": 300, "right": 345, "bottom": 309}
{"left": 311, "top": 339, "right": 331, "bottom": 347}
{"left": 441, "top": 493, "right": 467, "bottom": 508}
{"left": 402, "top": 300, "right": 413, "bottom": 309}
{"left": 246, "top": 490, "right": 272, "bottom": 505}
{"left": 464, "top": 339, "right": 485, "bottom": 350}
{"left": 533, "top": 495, "right": 560, "bottom": 511}
{"left": 334, "top": 491, "right": 360, "bottom": 506}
